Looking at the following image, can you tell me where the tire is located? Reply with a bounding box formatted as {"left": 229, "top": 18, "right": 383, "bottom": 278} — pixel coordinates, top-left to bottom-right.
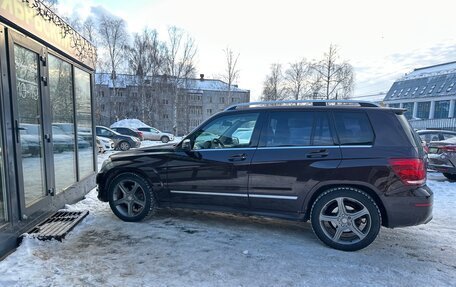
{"left": 107, "top": 173, "right": 157, "bottom": 222}
{"left": 310, "top": 187, "right": 381, "bottom": 251}
{"left": 443, "top": 173, "right": 456, "bottom": 181}
{"left": 161, "top": 136, "right": 170, "bottom": 143}
{"left": 118, "top": 141, "right": 131, "bottom": 151}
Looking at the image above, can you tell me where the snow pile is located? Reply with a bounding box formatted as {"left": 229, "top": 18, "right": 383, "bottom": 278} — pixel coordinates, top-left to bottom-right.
{"left": 0, "top": 169, "right": 455, "bottom": 285}
{"left": 110, "top": 119, "right": 150, "bottom": 129}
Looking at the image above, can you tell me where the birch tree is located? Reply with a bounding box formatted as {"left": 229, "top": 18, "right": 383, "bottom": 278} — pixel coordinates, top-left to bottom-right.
{"left": 97, "top": 14, "right": 129, "bottom": 122}
{"left": 222, "top": 47, "right": 240, "bottom": 99}
{"left": 313, "top": 44, "right": 354, "bottom": 100}
{"left": 262, "top": 63, "right": 285, "bottom": 101}
{"left": 163, "top": 26, "right": 197, "bottom": 135}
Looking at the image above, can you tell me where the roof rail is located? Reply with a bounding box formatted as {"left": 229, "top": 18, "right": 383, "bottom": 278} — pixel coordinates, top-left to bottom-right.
{"left": 224, "top": 99, "right": 380, "bottom": 111}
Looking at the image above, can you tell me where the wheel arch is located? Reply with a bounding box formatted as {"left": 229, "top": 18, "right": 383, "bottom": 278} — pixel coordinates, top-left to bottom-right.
{"left": 99, "top": 166, "right": 164, "bottom": 202}
{"left": 303, "top": 184, "right": 388, "bottom": 227}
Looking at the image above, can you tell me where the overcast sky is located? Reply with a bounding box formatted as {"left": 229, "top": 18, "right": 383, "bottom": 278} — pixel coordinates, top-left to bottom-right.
{"left": 58, "top": 0, "right": 456, "bottom": 100}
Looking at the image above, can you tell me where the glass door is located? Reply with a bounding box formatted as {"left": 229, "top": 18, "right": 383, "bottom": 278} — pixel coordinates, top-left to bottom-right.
{"left": 9, "top": 32, "right": 51, "bottom": 217}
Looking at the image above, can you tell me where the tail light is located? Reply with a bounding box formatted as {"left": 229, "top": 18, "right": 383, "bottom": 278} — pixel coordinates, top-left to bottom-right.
{"left": 388, "top": 158, "right": 426, "bottom": 185}
{"left": 138, "top": 131, "right": 144, "bottom": 138}
{"left": 438, "top": 145, "right": 456, "bottom": 152}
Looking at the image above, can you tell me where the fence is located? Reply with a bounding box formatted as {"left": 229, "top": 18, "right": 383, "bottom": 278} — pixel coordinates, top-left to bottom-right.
{"left": 409, "top": 118, "right": 456, "bottom": 131}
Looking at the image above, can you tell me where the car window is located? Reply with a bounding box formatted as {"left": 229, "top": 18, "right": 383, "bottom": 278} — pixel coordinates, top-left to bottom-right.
{"left": 98, "top": 128, "right": 113, "bottom": 137}
{"left": 262, "top": 111, "right": 334, "bottom": 147}
{"left": 442, "top": 133, "right": 456, "bottom": 140}
{"left": 193, "top": 113, "right": 259, "bottom": 149}
{"left": 334, "top": 112, "right": 374, "bottom": 145}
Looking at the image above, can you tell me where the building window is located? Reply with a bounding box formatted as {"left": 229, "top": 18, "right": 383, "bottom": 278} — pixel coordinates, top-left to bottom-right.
{"left": 391, "top": 90, "right": 397, "bottom": 97}
{"left": 434, "top": 101, "right": 450, "bottom": 119}
{"left": 220, "top": 97, "right": 225, "bottom": 104}
{"left": 416, "top": 102, "right": 430, "bottom": 119}
{"left": 0, "top": 108, "right": 6, "bottom": 222}
{"left": 163, "top": 114, "right": 169, "bottom": 119}
{"left": 402, "top": 102, "right": 414, "bottom": 119}
{"left": 389, "top": 103, "right": 400, "bottom": 108}
{"left": 447, "top": 83, "right": 455, "bottom": 92}
{"left": 49, "top": 55, "right": 76, "bottom": 193}
{"left": 428, "top": 85, "right": 435, "bottom": 94}
{"left": 404, "top": 88, "right": 411, "bottom": 96}
{"left": 437, "top": 83, "right": 445, "bottom": 93}
{"left": 75, "top": 68, "right": 95, "bottom": 179}
{"left": 209, "top": 97, "right": 212, "bottom": 103}
{"left": 207, "top": 109, "right": 212, "bottom": 114}
{"left": 420, "top": 86, "right": 427, "bottom": 95}
{"left": 411, "top": 87, "right": 418, "bottom": 95}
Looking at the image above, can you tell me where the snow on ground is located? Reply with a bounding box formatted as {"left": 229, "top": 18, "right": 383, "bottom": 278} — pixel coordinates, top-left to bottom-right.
{"left": 0, "top": 146, "right": 455, "bottom": 286}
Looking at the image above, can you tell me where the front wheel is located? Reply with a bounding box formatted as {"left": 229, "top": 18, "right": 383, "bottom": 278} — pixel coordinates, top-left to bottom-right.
{"left": 107, "top": 173, "right": 157, "bottom": 222}
{"left": 161, "top": 136, "right": 170, "bottom": 143}
{"left": 310, "top": 187, "right": 381, "bottom": 251}
{"left": 443, "top": 173, "right": 456, "bottom": 181}
{"left": 118, "top": 141, "right": 131, "bottom": 151}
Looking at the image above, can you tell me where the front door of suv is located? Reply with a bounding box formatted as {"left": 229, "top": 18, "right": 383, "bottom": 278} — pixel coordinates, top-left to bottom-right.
{"left": 167, "top": 112, "right": 262, "bottom": 208}
{"left": 249, "top": 110, "right": 341, "bottom": 213}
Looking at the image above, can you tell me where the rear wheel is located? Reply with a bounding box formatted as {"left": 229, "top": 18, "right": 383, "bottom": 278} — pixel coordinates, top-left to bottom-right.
{"left": 443, "top": 173, "right": 456, "bottom": 181}
{"left": 161, "top": 136, "right": 170, "bottom": 143}
{"left": 310, "top": 187, "right": 381, "bottom": 251}
{"left": 107, "top": 173, "right": 157, "bottom": 222}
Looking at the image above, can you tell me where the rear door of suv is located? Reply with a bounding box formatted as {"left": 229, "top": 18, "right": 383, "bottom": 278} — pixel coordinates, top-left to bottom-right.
{"left": 248, "top": 109, "right": 341, "bottom": 213}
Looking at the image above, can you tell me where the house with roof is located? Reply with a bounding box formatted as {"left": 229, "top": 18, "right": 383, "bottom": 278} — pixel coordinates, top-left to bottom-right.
{"left": 384, "top": 62, "right": 456, "bottom": 130}
{"left": 95, "top": 73, "right": 250, "bottom": 135}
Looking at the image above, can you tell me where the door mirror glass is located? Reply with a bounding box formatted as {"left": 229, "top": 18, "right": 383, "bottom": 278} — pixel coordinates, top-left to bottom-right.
{"left": 182, "top": 139, "right": 192, "bottom": 151}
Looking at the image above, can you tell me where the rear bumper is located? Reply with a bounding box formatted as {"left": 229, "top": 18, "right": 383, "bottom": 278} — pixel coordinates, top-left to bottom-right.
{"left": 383, "top": 185, "right": 433, "bottom": 228}
{"left": 428, "top": 163, "right": 456, "bottom": 174}
{"left": 428, "top": 153, "right": 456, "bottom": 173}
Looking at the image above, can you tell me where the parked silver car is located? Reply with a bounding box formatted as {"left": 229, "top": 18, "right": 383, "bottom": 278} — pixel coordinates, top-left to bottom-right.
{"left": 137, "top": 126, "right": 174, "bottom": 143}
{"left": 427, "top": 136, "right": 456, "bottom": 180}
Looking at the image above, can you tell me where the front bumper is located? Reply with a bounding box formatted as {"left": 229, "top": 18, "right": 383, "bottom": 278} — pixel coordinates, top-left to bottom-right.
{"left": 383, "top": 185, "right": 433, "bottom": 228}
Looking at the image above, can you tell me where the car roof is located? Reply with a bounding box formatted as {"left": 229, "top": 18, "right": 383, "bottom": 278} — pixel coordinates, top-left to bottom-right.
{"left": 417, "top": 130, "right": 456, "bottom": 134}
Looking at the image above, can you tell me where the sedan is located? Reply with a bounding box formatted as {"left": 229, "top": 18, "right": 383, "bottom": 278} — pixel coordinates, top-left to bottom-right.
{"left": 96, "top": 126, "right": 141, "bottom": 151}
{"left": 427, "top": 136, "right": 456, "bottom": 180}
{"left": 137, "top": 126, "right": 174, "bottom": 143}
{"left": 111, "top": 127, "right": 145, "bottom": 141}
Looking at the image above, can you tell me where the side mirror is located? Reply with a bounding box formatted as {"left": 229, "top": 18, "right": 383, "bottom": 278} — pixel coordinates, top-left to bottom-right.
{"left": 182, "top": 139, "right": 192, "bottom": 151}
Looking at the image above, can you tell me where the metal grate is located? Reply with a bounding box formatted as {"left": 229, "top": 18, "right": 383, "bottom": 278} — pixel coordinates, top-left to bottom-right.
{"left": 25, "top": 210, "right": 89, "bottom": 241}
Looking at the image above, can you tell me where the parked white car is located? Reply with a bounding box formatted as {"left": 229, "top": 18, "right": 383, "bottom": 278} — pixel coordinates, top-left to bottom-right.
{"left": 96, "top": 136, "right": 115, "bottom": 153}
{"left": 137, "top": 127, "right": 174, "bottom": 143}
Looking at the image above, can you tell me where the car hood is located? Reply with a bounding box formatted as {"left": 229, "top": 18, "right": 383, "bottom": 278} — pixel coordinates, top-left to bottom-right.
{"left": 109, "top": 144, "right": 176, "bottom": 160}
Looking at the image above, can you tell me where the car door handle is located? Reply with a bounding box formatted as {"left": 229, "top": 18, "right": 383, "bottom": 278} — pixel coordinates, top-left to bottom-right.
{"left": 228, "top": 153, "right": 247, "bottom": 161}
{"left": 306, "top": 149, "right": 329, "bottom": 158}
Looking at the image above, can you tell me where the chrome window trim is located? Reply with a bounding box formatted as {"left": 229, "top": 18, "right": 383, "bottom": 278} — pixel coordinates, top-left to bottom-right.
{"left": 192, "top": 147, "right": 257, "bottom": 152}
{"left": 170, "top": 190, "right": 248, "bottom": 197}
{"left": 249, "top": 194, "right": 298, "bottom": 200}
{"left": 257, "top": 145, "right": 372, "bottom": 150}
{"left": 170, "top": 190, "right": 298, "bottom": 200}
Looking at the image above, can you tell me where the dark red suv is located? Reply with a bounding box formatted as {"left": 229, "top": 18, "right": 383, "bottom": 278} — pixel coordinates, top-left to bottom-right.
{"left": 96, "top": 100, "right": 433, "bottom": 251}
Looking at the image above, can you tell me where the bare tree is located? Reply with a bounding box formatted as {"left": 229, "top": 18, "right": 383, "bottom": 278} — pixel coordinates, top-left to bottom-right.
{"left": 97, "top": 14, "right": 129, "bottom": 123}
{"left": 313, "top": 44, "right": 354, "bottom": 100}
{"left": 262, "top": 63, "right": 285, "bottom": 101}
{"left": 126, "top": 28, "right": 165, "bottom": 123}
{"left": 284, "top": 58, "right": 312, "bottom": 100}
{"left": 163, "top": 26, "right": 197, "bottom": 135}
{"left": 222, "top": 47, "right": 240, "bottom": 99}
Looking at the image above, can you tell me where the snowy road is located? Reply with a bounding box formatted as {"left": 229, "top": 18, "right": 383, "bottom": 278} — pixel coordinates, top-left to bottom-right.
{"left": 0, "top": 144, "right": 455, "bottom": 286}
